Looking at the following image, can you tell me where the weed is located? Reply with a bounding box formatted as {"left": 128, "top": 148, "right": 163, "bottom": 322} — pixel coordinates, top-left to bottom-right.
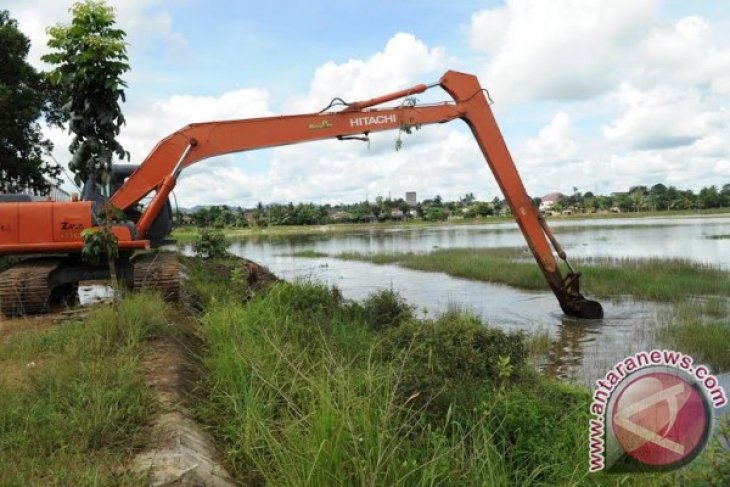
{"left": 193, "top": 228, "right": 229, "bottom": 258}
{"left": 379, "top": 310, "right": 526, "bottom": 416}
{"left": 289, "top": 249, "right": 329, "bottom": 258}
{"left": 0, "top": 293, "right": 168, "bottom": 485}
{"left": 660, "top": 300, "right": 730, "bottom": 371}
{"left": 360, "top": 288, "right": 414, "bottom": 331}
{"left": 337, "top": 248, "right": 730, "bottom": 303}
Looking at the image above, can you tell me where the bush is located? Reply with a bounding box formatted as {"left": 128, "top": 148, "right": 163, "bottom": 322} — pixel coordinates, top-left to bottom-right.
{"left": 489, "top": 380, "right": 591, "bottom": 485}
{"left": 380, "top": 310, "right": 526, "bottom": 416}
{"left": 193, "top": 228, "right": 229, "bottom": 258}
{"left": 360, "top": 288, "right": 413, "bottom": 331}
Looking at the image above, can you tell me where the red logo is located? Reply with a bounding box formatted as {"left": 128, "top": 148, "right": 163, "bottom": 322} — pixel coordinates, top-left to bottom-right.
{"left": 612, "top": 372, "right": 710, "bottom": 467}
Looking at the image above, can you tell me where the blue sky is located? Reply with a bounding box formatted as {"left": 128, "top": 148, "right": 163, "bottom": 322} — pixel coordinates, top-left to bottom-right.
{"left": 7, "top": 0, "right": 730, "bottom": 207}
{"left": 130, "top": 1, "right": 490, "bottom": 97}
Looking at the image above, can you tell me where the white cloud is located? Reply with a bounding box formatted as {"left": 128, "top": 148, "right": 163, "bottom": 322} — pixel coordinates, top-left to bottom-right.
{"left": 639, "top": 16, "right": 730, "bottom": 94}
{"left": 5, "top": 0, "right": 187, "bottom": 67}
{"left": 468, "top": 0, "right": 660, "bottom": 102}
{"left": 290, "top": 32, "right": 447, "bottom": 112}
{"left": 523, "top": 112, "right": 579, "bottom": 163}
{"left": 602, "top": 84, "right": 711, "bottom": 150}
{"left": 464, "top": 1, "right": 730, "bottom": 197}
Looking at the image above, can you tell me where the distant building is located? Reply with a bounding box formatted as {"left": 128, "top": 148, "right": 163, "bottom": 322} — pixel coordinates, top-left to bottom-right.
{"left": 329, "top": 210, "right": 352, "bottom": 221}
{"left": 390, "top": 208, "right": 404, "bottom": 220}
{"left": 1, "top": 184, "right": 71, "bottom": 202}
{"left": 48, "top": 186, "right": 71, "bottom": 202}
{"left": 406, "top": 191, "right": 417, "bottom": 207}
{"left": 539, "top": 192, "right": 564, "bottom": 212}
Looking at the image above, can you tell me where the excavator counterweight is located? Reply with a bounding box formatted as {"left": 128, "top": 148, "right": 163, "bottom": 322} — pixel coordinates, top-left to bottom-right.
{"left": 0, "top": 70, "right": 603, "bottom": 319}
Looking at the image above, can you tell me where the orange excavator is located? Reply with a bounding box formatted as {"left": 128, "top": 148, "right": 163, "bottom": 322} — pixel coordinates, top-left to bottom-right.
{"left": 0, "top": 71, "right": 603, "bottom": 319}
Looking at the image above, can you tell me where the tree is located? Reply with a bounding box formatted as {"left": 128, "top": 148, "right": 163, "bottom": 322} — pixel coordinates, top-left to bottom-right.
{"left": 698, "top": 185, "right": 721, "bottom": 209}
{"left": 721, "top": 184, "right": 730, "bottom": 207}
{"left": 43, "top": 0, "right": 130, "bottom": 190}
{"left": 0, "top": 11, "right": 60, "bottom": 194}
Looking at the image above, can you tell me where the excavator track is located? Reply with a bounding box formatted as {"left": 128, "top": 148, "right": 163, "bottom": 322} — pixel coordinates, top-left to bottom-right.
{"left": 0, "top": 259, "right": 60, "bottom": 316}
{"left": 132, "top": 252, "right": 181, "bottom": 301}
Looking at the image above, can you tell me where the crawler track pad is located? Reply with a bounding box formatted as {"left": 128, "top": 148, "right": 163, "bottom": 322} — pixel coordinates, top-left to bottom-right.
{"left": 132, "top": 252, "right": 181, "bottom": 301}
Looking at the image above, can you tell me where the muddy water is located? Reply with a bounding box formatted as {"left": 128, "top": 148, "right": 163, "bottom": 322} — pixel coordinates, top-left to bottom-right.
{"left": 184, "top": 215, "right": 729, "bottom": 384}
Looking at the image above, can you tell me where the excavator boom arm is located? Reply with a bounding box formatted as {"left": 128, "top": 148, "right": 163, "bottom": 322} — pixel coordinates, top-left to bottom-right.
{"left": 109, "top": 70, "right": 603, "bottom": 319}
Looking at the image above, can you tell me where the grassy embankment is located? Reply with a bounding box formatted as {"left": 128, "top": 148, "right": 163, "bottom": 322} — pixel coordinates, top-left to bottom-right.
{"left": 172, "top": 207, "right": 730, "bottom": 242}
{"left": 0, "top": 293, "right": 172, "bottom": 486}
{"left": 333, "top": 248, "right": 730, "bottom": 370}
{"left": 184, "top": 257, "right": 726, "bottom": 486}
{"left": 1, "top": 256, "right": 727, "bottom": 484}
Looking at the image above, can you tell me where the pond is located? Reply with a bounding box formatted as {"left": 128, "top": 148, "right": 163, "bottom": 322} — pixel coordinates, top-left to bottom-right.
{"left": 185, "top": 214, "right": 730, "bottom": 384}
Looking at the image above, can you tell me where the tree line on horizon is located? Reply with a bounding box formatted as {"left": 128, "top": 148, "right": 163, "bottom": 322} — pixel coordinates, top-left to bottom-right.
{"left": 181, "top": 182, "right": 730, "bottom": 228}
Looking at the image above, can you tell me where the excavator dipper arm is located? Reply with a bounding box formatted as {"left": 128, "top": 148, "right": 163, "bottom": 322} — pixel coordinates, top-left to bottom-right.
{"left": 110, "top": 70, "right": 603, "bottom": 319}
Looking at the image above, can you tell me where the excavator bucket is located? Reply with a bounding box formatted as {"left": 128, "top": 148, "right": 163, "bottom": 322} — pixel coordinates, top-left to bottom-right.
{"left": 561, "top": 298, "right": 604, "bottom": 320}
{"left": 559, "top": 272, "right": 604, "bottom": 319}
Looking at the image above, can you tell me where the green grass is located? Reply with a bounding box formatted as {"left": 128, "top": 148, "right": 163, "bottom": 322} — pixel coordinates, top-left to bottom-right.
{"left": 0, "top": 293, "right": 171, "bottom": 486}
{"left": 661, "top": 298, "right": 730, "bottom": 371}
{"left": 196, "top": 282, "right": 595, "bottom": 485}
{"left": 186, "top": 261, "right": 705, "bottom": 486}
{"left": 336, "top": 248, "right": 730, "bottom": 302}
{"left": 706, "top": 234, "right": 730, "bottom": 239}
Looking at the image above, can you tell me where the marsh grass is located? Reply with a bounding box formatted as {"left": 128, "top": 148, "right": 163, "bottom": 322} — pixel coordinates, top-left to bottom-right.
{"left": 525, "top": 328, "right": 553, "bottom": 358}
{"left": 198, "top": 283, "right": 583, "bottom": 485}
{"left": 288, "top": 249, "right": 330, "bottom": 258}
{"left": 0, "top": 293, "right": 169, "bottom": 486}
{"left": 337, "top": 249, "right": 730, "bottom": 302}
{"left": 190, "top": 270, "right": 696, "bottom": 486}
{"left": 661, "top": 299, "right": 730, "bottom": 371}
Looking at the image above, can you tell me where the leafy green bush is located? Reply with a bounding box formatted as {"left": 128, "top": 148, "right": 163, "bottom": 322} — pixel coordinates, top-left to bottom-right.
{"left": 380, "top": 310, "right": 526, "bottom": 416}
{"left": 360, "top": 288, "right": 413, "bottom": 330}
{"left": 192, "top": 228, "right": 229, "bottom": 258}
{"left": 489, "top": 380, "right": 592, "bottom": 485}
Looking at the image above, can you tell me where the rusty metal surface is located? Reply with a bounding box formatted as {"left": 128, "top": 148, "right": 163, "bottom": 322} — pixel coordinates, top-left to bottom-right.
{"left": 132, "top": 252, "right": 181, "bottom": 301}
{"left": 0, "top": 259, "right": 60, "bottom": 316}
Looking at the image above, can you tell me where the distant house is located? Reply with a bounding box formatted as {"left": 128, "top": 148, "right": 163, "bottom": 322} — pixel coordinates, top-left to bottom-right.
{"left": 243, "top": 211, "right": 256, "bottom": 224}
{"left": 329, "top": 210, "right": 352, "bottom": 221}
{"left": 48, "top": 186, "right": 71, "bottom": 202}
{"left": 539, "top": 192, "right": 564, "bottom": 212}
{"left": 390, "top": 208, "right": 404, "bottom": 220}
{"left": 1, "top": 184, "right": 71, "bottom": 202}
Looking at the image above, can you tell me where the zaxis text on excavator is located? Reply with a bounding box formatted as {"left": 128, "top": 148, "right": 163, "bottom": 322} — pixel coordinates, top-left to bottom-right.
{"left": 0, "top": 70, "right": 603, "bottom": 319}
